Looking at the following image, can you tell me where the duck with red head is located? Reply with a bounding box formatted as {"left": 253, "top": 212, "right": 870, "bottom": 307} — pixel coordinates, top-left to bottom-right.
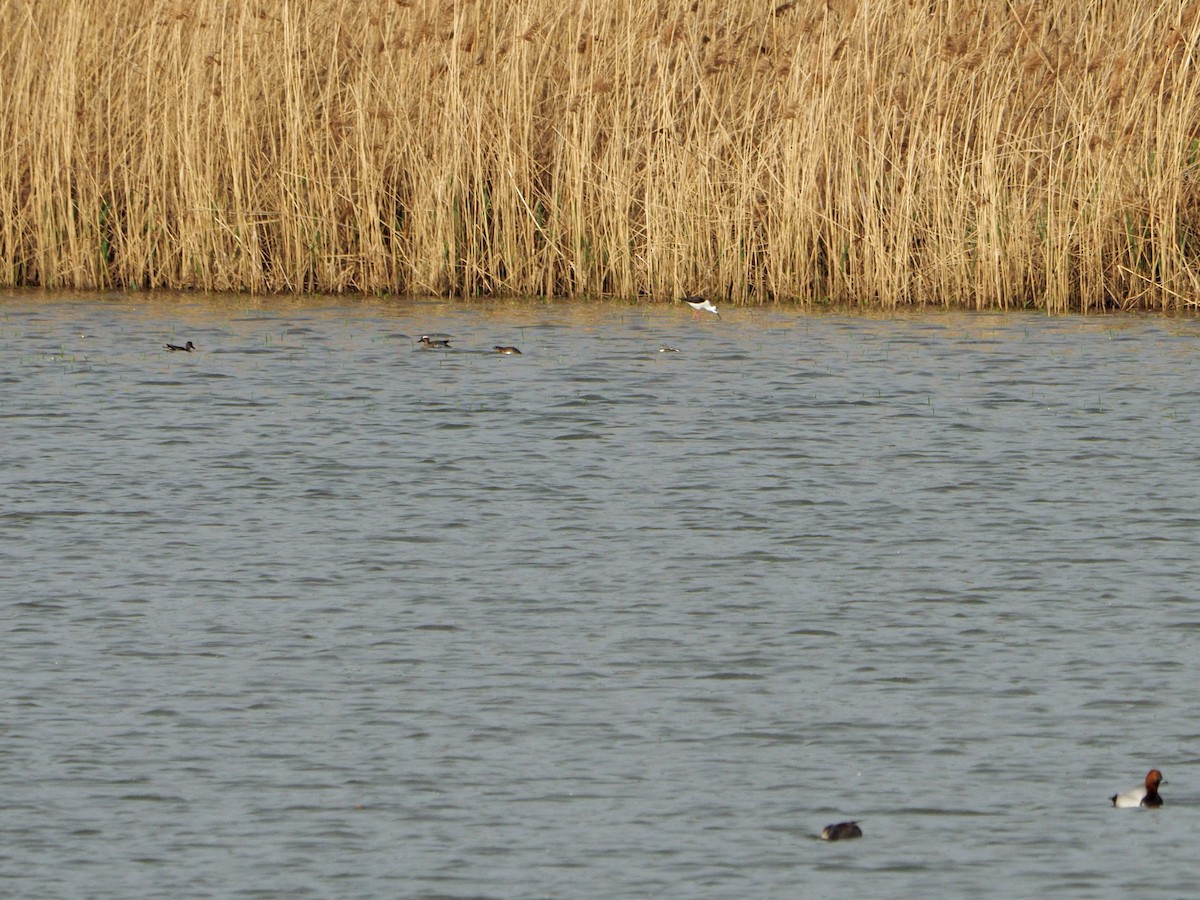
{"left": 1111, "top": 769, "right": 1166, "bottom": 808}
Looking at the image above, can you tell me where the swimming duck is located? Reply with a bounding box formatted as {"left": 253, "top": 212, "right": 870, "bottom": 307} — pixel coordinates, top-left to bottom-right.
{"left": 1111, "top": 769, "right": 1166, "bottom": 808}
{"left": 165, "top": 341, "right": 195, "bottom": 352}
{"left": 658, "top": 345, "right": 680, "bottom": 353}
{"left": 820, "top": 821, "right": 862, "bottom": 841}
{"left": 493, "top": 346, "right": 522, "bottom": 355}
{"left": 417, "top": 335, "right": 452, "bottom": 348}
{"left": 682, "top": 296, "right": 720, "bottom": 317}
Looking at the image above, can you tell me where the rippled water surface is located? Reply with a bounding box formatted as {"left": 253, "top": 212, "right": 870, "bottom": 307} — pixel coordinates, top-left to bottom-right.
{"left": 3, "top": 292, "right": 1200, "bottom": 897}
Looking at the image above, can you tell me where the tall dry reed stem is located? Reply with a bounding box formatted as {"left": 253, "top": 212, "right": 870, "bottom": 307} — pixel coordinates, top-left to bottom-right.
{"left": 1, "top": 0, "right": 1199, "bottom": 310}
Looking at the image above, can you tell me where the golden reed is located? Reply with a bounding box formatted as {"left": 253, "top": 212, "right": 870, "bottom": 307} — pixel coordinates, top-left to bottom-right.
{"left": 2, "top": 0, "right": 1198, "bottom": 311}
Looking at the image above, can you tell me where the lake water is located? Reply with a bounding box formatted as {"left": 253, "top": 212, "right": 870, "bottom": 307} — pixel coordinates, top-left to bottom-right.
{"left": 2, "top": 292, "right": 1199, "bottom": 898}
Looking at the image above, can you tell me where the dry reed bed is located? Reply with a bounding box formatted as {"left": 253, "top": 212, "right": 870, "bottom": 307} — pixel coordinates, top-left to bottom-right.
{"left": 1, "top": 0, "right": 1199, "bottom": 310}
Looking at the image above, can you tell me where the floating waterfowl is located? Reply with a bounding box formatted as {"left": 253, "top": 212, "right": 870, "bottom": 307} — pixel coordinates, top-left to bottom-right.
{"left": 658, "top": 345, "right": 680, "bottom": 353}
{"left": 820, "top": 821, "right": 862, "bottom": 841}
{"left": 682, "top": 295, "right": 720, "bottom": 317}
{"left": 417, "top": 335, "right": 452, "bottom": 348}
{"left": 165, "top": 341, "right": 195, "bottom": 352}
{"left": 493, "top": 346, "right": 522, "bottom": 355}
{"left": 1111, "top": 769, "right": 1166, "bottom": 808}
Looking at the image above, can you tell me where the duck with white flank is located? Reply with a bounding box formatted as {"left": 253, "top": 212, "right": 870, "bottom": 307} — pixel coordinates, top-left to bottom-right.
{"left": 493, "top": 346, "right": 522, "bottom": 355}
{"left": 820, "top": 822, "right": 862, "bottom": 841}
{"left": 658, "top": 345, "right": 680, "bottom": 353}
{"left": 1111, "top": 769, "right": 1166, "bottom": 808}
{"left": 682, "top": 296, "right": 720, "bottom": 317}
{"left": 416, "top": 335, "right": 452, "bottom": 348}
{"left": 165, "top": 341, "right": 196, "bottom": 352}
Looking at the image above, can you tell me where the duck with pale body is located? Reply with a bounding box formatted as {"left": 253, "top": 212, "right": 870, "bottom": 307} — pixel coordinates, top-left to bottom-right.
{"left": 1111, "top": 769, "right": 1166, "bottom": 808}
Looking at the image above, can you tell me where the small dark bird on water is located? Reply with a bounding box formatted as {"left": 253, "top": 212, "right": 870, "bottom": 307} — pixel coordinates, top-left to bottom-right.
{"left": 417, "top": 335, "right": 452, "bottom": 348}
{"left": 820, "top": 821, "right": 862, "bottom": 841}
{"left": 493, "top": 346, "right": 522, "bottom": 355}
{"left": 682, "top": 296, "right": 720, "bottom": 317}
{"left": 165, "top": 341, "right": 195, "bottom": 352}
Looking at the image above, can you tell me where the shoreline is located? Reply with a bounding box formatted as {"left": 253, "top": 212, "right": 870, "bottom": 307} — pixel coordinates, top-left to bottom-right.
{"left": 4, "top": 1, "right": 1199, "bottom": 311}
{"left": 6, "top": 286, "right": 1200, "bottom": 320}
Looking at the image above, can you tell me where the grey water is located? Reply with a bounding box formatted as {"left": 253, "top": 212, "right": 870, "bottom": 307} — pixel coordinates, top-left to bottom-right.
{"left": 2, "top": 293, "right": 1199, "bottom": 898}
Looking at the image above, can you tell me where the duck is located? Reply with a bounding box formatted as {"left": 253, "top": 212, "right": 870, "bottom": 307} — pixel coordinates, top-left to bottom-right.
{"left": 682, "top": 295, "right": 720, "bottom": 318}
{"left": 1111, "top": 769, "right": 1166, "bottom": 808}
{"left": 493, "top": 346, "right": 522, "bottom": 355}
{"left": 416, "top": 335, "right": 452, "bottom": 348}
{"left": 658, "top": 345, "right": 680, "bottom": 353}
{"left": 165, "top": 341, "right": 195, "bottom": 352}
{"left": 820, "top": 821, "right": 862, "bottom": 841}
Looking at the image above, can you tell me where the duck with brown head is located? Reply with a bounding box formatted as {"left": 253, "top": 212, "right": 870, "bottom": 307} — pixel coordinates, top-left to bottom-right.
{"left": 1111, "top": 769, "right": 1166, "bottom": 808}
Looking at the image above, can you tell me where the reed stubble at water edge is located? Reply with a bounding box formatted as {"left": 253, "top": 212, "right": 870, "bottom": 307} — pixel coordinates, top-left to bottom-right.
{"left": 2, "top": 0, "right": 1199, "bottom": 311}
